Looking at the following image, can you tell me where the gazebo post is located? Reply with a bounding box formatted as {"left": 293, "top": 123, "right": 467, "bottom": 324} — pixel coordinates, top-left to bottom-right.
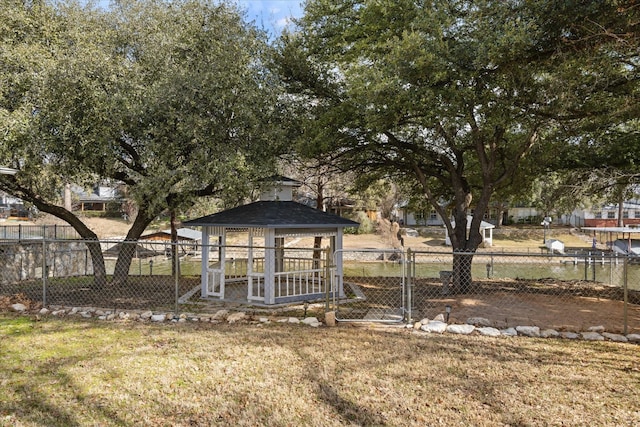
{"left": 200, "top": 227, "right": 210, "bottom": 298}
{"left": 264, "top": 228, "right": 276, "bottom": 304}
{"left": 335, "top": 228, "right": 345, "bottom": 298}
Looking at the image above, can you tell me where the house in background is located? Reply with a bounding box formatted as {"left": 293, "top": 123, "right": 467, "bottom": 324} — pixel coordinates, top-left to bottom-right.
{"left": 71, "top": 182, "right": 124, "bottom": 215}
{"left": 564, "top": 200, "right": 640, "bottom": 228}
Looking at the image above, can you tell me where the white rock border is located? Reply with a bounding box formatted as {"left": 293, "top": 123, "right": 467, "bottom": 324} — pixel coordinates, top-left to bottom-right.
{"left": 410, "top": 317, "right": 639, "bottom": 344}
{"left": 4, "top": 305, "right": 640, "bottom": 343}
{"left": 9, "top": 305, "right": 326, "bottom": 328}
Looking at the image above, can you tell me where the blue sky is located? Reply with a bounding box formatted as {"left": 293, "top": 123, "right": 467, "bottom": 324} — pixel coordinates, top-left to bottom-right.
{"left": 94, "top": 1, "right": 305, "bottom": 37}
{"left": 236, "top": 0, "right": 304, "bottom": 36}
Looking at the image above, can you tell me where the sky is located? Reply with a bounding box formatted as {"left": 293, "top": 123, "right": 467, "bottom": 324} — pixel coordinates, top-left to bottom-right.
{"left": 236, "top": 0, "right": 304, "bottom": 37}
{"left": 94, "top": 1, "right": 305, "bottom": 38}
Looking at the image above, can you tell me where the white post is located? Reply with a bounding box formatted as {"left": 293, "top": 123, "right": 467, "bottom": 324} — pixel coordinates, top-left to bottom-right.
{"left": 200, "top": 227, "right": 210, "bottom": 298}
{"left": 264, "top": 228, "right": 275, "bottom": 304}
{"left": 335, "top": 228, "right": 345, "bottom": 298}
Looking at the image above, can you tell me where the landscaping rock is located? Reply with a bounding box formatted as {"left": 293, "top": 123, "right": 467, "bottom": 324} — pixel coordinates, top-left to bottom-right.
{"left": 561, "top": 331, "right": 580, "bottom": 340}
{"left": 421, "top": 320, "right": 447, "bottom": 334}
{"left": 602, "top": 332, "right": 628, "bottom": 343}
{"left": 140, "top": 310, "right": 153, "bottom": 320}
{"left": 227, "top": 312, "right": 246, "bottom": 323}
{"left": 325, "top": 311, "right": 336, "bottom": 327}
{"left": 39, "top": 307, "right": 50, "bottom": 315}
{"left": 106, "top": 313, "right": 116, "bottom": 321}
{"left": 588, "top": 325, "right": 605, "bottom": 333}
{"left": 516, "top": 326, "right": 540, "bottom": 337}
{"left": 626, "top": 334, "right": 640, "bottom": 343}
{"left": 151, "top": 314, "right": 166, "bottom": 322}
{"left": 212, "top": 310, "right": 229, "bottom": 320}
{"left": 477, "top": 327, "right": 501, "bottom": 337}
{"left": 540, "top": 329, "right": 560, "bottom": 338}
{"left": 467, "top": 317, "right": 492, "bottom": 327}
{"left": 301, "top": 317, "right": 319, "bottom": 325}
{"left": 433, "top": 314, "right": 445, "bottom": 322}
{"left": 10, "top": 303, "right": 27, "bottom": 312}
{"left": 581, "top": 331, "right": 604, "bottom": 341}
{"left": 287, "top": 317, "right": 300, "bottom": 324}
{"left": 501, "top": 327, "right": 517, "bottom": 336}
{"left": 446, "top": 324, "right": 475, "bottom": 335}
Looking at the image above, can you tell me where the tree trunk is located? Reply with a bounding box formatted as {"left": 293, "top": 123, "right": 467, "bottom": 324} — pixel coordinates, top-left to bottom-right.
{"left": 15, "top": 196, "right": 108, "bottom": 287}
{"left": 452, "top": 251, "right": 474, "bottom": 293}
{"left": 112, "top": 208, "right": 155, "bottom": 285}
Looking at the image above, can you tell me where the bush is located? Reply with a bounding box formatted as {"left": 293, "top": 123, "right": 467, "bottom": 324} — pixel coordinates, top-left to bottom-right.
{"left": 344, "top": 211, "right": 375, "bottom": 235}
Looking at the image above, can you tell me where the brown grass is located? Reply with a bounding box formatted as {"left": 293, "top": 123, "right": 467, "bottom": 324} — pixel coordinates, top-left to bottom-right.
{"left": 1, "top": 314, "right": 638, "bottom": 426}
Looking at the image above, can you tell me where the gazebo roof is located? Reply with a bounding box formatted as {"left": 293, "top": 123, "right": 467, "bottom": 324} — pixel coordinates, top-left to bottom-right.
{"left": 183, "top": 201, "right": 359, "bottom": 229}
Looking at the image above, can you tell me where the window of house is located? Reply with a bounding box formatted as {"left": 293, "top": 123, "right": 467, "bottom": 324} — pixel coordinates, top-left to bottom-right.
{"left": 595, "top": 212, "right": 602, "bottom": 219}
{"left": 635, "top": 211, "right": 640, "bottom": 219}
{"left": 623, "top": 211, "right": 629, "bottom": 219}
{"left": 607, "top": 211, "right": 615, "bottom": 219}
{"left": 429, "top": 210, "right": 437, "bottom": 220}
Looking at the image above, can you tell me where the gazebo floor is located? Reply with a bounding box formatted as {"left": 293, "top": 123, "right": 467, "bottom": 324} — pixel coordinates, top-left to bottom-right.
{"left": 179, "top": 280, "right": 330, "bottom": 309}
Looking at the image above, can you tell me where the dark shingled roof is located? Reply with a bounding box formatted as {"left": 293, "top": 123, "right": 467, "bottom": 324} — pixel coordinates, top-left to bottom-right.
{"left": 182, "top": 201, "right": 359, "bottom": 229}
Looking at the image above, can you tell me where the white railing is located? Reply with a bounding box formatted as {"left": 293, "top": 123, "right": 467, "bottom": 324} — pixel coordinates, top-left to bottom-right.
{"left": 274, "top": 267, "right": 331, "bottom": 299}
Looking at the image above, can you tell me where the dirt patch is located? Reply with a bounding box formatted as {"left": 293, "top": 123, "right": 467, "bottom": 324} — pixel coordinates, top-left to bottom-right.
{"left": 341, "top": 277, "right": 640, "bottom": 334}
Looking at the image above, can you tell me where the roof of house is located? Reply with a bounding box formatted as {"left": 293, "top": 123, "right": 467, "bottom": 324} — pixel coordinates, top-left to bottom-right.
{"left": 140, "top": 228, "right": 202, "bottom": 242}
{"left": 182, "top": 201, "right": 359, "bottom": 229}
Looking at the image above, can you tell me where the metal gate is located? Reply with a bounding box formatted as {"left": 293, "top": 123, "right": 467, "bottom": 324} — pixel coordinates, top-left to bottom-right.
{"left": 332, "top": 249, "right": 408, "bottom": 323}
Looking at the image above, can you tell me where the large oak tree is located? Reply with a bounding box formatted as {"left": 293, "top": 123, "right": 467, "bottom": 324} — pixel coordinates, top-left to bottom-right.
{"left": 277, "top": 0, "right": 637, "bottom": 291}
{"left": 0, "top": 0, "right": 284, "bottom": 284}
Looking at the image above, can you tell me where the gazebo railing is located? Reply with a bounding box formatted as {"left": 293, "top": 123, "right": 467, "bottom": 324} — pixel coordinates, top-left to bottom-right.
{"left": 274, "top": 267, "right": 326, "bottom": 299}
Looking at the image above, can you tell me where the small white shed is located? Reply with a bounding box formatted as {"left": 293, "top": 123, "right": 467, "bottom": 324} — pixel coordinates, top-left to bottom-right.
{"left": 546, "top": 239, "right": 565, "bottom": 254}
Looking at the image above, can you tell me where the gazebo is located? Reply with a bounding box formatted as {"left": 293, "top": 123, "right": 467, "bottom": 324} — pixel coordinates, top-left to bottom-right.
{"left": 444, "top": 215, "right": 495, "bottom": 247}
{"left": 182, "top": 178, "right": 358, "bottom": 305}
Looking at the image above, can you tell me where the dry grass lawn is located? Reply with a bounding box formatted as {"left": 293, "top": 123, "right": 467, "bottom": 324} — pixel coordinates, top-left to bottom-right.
{"left": 1, "top": 314, "right": 639, "bottom": 426}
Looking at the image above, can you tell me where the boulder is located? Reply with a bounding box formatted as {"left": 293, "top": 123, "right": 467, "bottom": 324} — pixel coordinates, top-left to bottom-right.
{"left": 140, "top": 310, "right": 153, "bottom": 320}
{"left": 626, "top": 334, "right": 640, "bottom": 343}
{"left": 561, "top": 331, "right": 580, "bottom": 340}
{"left": 516, "top": 326, "right": 540, "bottom": 338}
{"left": 150, "top": 314, "right": 166, "bottom": 322}
{"left": 446, "top": 324, "right": 475, "bottom": 335}
{"left": 477, "top": 327, "right": 501, "bottom": 337}
{"left": 420, "top": 320, "right": 447, "bottom": 334}
{"left": 602, "top": 332, "right": 628, "bottom": 343}
{"left": 11, "top": 303, "right": 27, "bottom": 312}
{"left": 540, "top": 329, "right": 560, "bottom": 338}
{"left": 466, "top": 317, "right": 492, "bottom": 327}
{"left": 581, "top": 331, "right": 604, "bottom": 341}
{"left": 501, "top": 327, "right": 517, "bottom": 337}
{"left": 226, "top": 312, "right": 246, "bottom": 323}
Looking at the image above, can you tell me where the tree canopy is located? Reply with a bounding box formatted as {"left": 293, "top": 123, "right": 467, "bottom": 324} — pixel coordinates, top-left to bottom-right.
{"left": 277, "top": 0, "right": 638, "bottom": 290}
{"left": 0, "top": 0, "right": 285, "bottom": 282}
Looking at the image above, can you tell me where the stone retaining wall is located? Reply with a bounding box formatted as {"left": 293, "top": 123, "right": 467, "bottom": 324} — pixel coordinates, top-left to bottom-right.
{"left": 0, "top": 241, "right": 93, "bottom": 283}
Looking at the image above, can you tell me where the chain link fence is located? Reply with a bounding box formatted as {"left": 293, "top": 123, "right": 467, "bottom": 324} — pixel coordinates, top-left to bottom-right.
{"left": 1, "top": 239, "right": 639, "bottom": 334}
{"left": 334, "top": 249, "right": 639, "bottom": 334}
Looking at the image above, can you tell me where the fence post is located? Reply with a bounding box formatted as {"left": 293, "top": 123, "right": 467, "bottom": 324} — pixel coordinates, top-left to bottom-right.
{"left": 324, "top": 247, "right": 331, "bottom": 312}
{"left": 623, "top": 256, "right": 629, "bottom": 335}
{"left": 174, "top": 242, "right": 180, "bottom": 315}
{"left": 42, "top": 238, "right": 47, "bottom": 307}
{"left": 406, "top": 248, "right": 412, "bottom": 324}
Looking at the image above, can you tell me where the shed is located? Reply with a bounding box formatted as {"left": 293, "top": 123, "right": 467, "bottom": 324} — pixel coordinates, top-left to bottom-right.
{"left": 182, "top": 178, "right": 359, "bottom": 305}
{"left": 546, "top": 239, "right": 565, "bottom": 254}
